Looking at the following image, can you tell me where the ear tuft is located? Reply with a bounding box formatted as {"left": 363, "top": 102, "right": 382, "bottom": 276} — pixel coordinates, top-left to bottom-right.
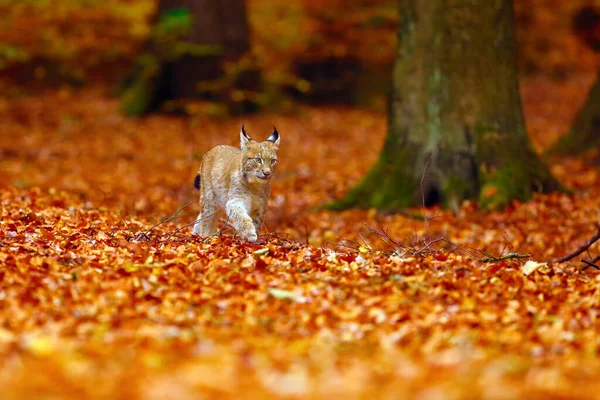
{"left": 240, "top": 124, "right": 252, "bottom": 149}
{"left": 267, "top": 126, "right": 280, "bottom": 147}
{"left": 241, "top": 124, "right": 252, "bottom": 140}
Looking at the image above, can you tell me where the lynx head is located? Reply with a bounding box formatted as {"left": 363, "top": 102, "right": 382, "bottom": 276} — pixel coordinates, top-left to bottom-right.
{"left": 240, "top": 124, "right": 280, "bottom": 183}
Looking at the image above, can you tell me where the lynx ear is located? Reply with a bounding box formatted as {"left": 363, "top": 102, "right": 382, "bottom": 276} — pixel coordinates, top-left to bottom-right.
{"left": 266, "top": 126, "right": 280, "bottom": 148}
{"left": 240, "top": 124, "right": 252, "bottom": 150}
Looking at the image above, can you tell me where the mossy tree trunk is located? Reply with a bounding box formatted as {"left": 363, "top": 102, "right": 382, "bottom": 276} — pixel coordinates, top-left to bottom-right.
{"left": 122, "top": 0, "right": 257, "bottom": 116}
{"left": 548, "top": 67, "right": 600, "bottom": 155}
{"left": 329, "top": 0, "right": 560, "bottom": 211}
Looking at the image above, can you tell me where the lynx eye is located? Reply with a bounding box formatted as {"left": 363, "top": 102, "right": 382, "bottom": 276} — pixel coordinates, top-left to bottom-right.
{"left": 271, "top": 159, "right": 278, "bottom": 165}
{"left": 254, "top": 157, "right": 262, "bottom": 164}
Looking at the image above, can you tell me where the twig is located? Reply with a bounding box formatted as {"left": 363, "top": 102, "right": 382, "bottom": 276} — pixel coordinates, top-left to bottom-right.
{"left": 204, "top": 225, "right": 226, "bottom": 242}
{"left": 107, "top": 228, "right": 120, "bottom": 238}
{"left": 481, "top": 252, "right": 530, "bottom": 263}
{"left": 137, "top": 200, "right": 194, "bottom": 240}
{"left": 501, "top": 231, "right": 514, "bottom": 252}
{"left": 366, "top": 228, "right": 401, "bottom": 253}
{"left": 581, "top": 259, "right": 600, "bottom": 271}
{"left": 412, "top": 237, "right": 444, "bottom": 257}
{"left": 162, "top": 207, "right": 223, "bottom": 242}
{"left": 355, "top": 227, "right": 371, "bottom": 249}
{"left": 438, "top": 239, "right": 482, "bottom": 259}
{"left": 588, "top": 254, "right": 600, "bottom": 264}
{"left": 363, "top": 223, "right": 407, "bottom": 251}
{"left": 555, "top": 227, "right": 600, "bottom": 263}
{"left": 163, "top": 219, "right": 202, "bottom": 241}
{"left": 361, "top": 222, "right": 444, "bottom": 258}
{"left": 331, "top": 236, "right": 362, "bottom": 252}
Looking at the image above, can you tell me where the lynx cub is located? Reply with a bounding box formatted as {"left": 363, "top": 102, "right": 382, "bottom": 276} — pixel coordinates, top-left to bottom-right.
{"left": 192, "top": 125, "right": 280, "bottom": 242}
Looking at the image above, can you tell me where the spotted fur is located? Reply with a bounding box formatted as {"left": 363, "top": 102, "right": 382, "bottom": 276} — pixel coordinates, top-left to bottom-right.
{"left": 192, "top": 125, "right": 280, "bottom": 242}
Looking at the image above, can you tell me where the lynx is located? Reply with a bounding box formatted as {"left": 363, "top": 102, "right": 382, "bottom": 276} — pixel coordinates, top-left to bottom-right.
{"left": 192, "top": 125, "right": 280, "bottom": 242}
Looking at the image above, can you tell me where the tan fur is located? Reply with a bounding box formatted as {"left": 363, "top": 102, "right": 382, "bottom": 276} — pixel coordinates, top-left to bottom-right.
{"left": 192, "top": 126, "right": 280, "bottom": 242}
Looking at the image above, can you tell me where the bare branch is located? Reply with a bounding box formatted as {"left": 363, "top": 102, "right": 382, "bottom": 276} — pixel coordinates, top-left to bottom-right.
{"left": 412, "top": 237, "right": 444, "bottom": 257}
{"left": 481, "top": 252, "right": 530, "bottom": 263}
{"left": 588, "top": 254, "right": 600, "bottom": 264}
{"left": 555, "top": 227, "right": 600, "bottom": 263}
{"left": 136, "top": 200, "right": 194, "bottom": 241}
{"left": 355, "top": 227, "right": 371, "bottom": 249}
{"left": 162, "top": 207, "right": 223, "bottom": 242}
{"left": 581, "top": 259, "right": 600, "bottom": 271}
{"left": 362, "top": 223, "right": 407, "bottom": 250}
{"left": 438, "top": 239, "right": 481, "bottom": 259}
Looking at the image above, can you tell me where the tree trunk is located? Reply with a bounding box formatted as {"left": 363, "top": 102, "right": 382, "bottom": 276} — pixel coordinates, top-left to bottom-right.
{"left": 157, "top": 0, "right": 250, "bottom": 98}
{"left": 547, "top": 67, "right": 600, "bottom": 155}
{"left": 328, "top": 0, "right": 560, "bottom": 211}
{"left": 122, "top": 0, "right": 257, "bottom": 116}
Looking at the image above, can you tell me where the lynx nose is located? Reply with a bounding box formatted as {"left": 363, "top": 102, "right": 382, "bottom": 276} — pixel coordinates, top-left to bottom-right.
{"left": 263, "top": 171, "right": 272, "bottom": 177}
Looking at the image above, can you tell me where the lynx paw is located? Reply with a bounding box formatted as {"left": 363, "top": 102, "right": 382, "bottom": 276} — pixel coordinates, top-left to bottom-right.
{"left": 192, "top": 224, "right": 201, "bottom": 236}
{"left": 238, "top": 225, "right": 258, "bottom": 242}
{"left": 244, "top": 230, "right": 258, "bottom": 243}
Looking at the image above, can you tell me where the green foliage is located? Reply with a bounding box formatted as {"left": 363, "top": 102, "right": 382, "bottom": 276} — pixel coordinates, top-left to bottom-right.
{"left": 120, "top": 7, "right": 226, "bottom": 116}
{"left": 154, "top": 8, "right": 194, "bottom": 38}
{"left": 1, "top": 0, "right": 398, "bottom": 107}
{"left": 149, "top": 8, "right": 223, "bottom": 61}
{"left": 325, "top": 146, "right": 417, "bottom": 211}
{"left": 0, "top": 44, "right": 29, "bottom": 68}
{"left": 1, "top": 0, "right": 595, "bottom": 109}
{"left": 478, "top": 164, "right": 532, "bottom": 210}
{"left": 120, "top": 54, "right": 161, "bottom": 117}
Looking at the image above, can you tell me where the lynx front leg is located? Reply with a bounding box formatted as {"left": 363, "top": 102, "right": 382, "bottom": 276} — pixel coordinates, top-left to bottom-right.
{"left": 192, "top": 210, "right": 202, "bottom": 236}
{"left": 226, "top": 199, "right": 257, "bottom": 242}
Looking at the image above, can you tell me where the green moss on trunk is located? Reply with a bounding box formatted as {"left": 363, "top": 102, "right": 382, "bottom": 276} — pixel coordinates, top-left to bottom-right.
{"left": 328, "top": 0, "right": 560, "bottom": 212}
{"left": 478, "top": 163, "right": 532, "bottom": 210}
{"left": 326, "top": 148, "right": 418, "bottom": 211}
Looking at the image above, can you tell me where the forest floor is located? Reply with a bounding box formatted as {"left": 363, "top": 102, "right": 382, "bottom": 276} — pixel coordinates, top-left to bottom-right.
{"left": 2, "top": 73, "right": 600, "bottom": 399}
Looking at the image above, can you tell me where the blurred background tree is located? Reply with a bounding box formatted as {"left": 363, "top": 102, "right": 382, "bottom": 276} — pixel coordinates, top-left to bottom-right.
{"left": 0, "top": 0, "right": 596, "bottom": 113}
{"left": 121, "top": 0, "right": 260, "bottom": 116}
{"left": 328, "top": 0, "right": 560, "bottom": 212}
{"left": 0, "top": 0, "right": 598, "bottom": 211}
{"left": 548, "top": 4, "right": 600, "bottom": 156}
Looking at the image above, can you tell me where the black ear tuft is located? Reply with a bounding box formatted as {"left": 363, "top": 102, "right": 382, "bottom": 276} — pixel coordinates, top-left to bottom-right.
{"left": 241, "top": 123, "right": 252, "bottom": 141}
{"left": 194, "top": 173, "right": 201, "bottom": 189}
{"left": 267, "top": 126, "right": 279, "bottom": 143}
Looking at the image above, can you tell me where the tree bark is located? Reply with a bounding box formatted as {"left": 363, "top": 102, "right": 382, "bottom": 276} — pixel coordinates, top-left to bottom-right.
{"left": 122, "top": 0, "right": 256, "bottom": 116}
{"left": 157, "top": 0, "right": 250, "bottom": 98}
{"left": 328, "top": 0, "right": 560, "bottom": 211}
{"left": 547, "top": 67, "right": 600, "bottom": 156}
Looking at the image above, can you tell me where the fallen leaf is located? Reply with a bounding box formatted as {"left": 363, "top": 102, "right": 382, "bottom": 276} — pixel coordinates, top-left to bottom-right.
{"left": 268, "top": 288, "right": 307, "bottom": 303}
{"left": 522, "top": 260, "right": 548, "bottom": 276}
